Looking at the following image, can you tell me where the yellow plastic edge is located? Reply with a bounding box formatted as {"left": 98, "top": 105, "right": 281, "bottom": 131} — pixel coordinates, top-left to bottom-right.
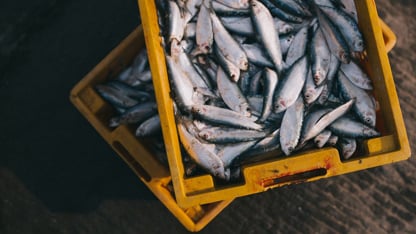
{"left": 379, "top": 18, "right": 397, "bottom": 52}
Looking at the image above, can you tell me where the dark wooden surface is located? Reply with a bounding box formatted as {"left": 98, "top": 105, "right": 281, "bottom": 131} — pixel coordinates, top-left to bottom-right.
{"left": 0, "top": 0, "right": 415, "bottom": 233}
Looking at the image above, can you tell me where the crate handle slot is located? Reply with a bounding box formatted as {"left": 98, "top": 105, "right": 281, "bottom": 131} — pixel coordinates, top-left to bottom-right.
{"left": 262, "top": 168, "right": 327, "bottom": 188}
{"left": 113, "top": 141, "right": 152, "bottom": 182}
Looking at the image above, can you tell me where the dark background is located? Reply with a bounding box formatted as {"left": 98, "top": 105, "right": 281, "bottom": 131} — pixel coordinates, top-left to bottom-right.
{"left": 0, "top": 0, "right": 415, "bottom": 233}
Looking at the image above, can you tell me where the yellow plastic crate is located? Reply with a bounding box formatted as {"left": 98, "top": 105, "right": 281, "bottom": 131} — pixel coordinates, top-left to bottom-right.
{"left": 138, "top": 0, "right": 410, "bottom": 209}
{"left": 69, "top": 26, "right": 233, "bottom": 232}
{"left": 70, "top": 19, "right": 395, "bottom": 232}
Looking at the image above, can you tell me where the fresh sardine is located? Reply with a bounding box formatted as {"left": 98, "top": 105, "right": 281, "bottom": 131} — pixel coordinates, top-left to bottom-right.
{"left": 251, "top": 0, "right": 284, "bottom": 74}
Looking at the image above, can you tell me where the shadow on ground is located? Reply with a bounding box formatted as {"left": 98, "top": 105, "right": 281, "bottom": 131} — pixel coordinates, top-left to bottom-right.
{"left": 0, "top": 0, "right": 157, "bottom": 213}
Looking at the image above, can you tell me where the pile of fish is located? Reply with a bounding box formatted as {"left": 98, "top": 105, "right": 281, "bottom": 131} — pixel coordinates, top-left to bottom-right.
{"left": 152, "top": 0, "right": 381, "bottom": 180}
{"left": 95, "top": 50, "right": 164, "bottom": 138}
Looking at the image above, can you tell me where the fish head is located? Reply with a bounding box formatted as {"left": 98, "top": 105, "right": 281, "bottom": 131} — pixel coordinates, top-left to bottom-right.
{"left": 338, "top": 50, "right": 351, "bottom": 64}
{"left": 197, "top": 42, "right": 212, "bottom": 55}
{"left": 304, "top": 89, "right": 316, "bottom": 104}
{"left": 229, "top": 67, "right": 241, "bottom": 82}
{"left": 342, "top": 147, "right": 355, "bottom": 160}
{"left": 191, "top": 105, "right": 203, "bottom": 115}
{"left": 353, "top": 39, "right": 365, "bottom": 52}
{"left": 239, "top": 56, "right": 249, "bottom": 71}
{"left": 250, "top": 0, "right": 261, "bottom": 12}
{"left": 363, "top": 112, "right": 376, "bottom": 128}
{"left": 274, "top": 98, "right": 288, "bottom": 113}
{"left": 282, "top": 143, "right": 295, "bottom": 156}
{"left": 281, "top": 24, "right": 294, "bottom": 34}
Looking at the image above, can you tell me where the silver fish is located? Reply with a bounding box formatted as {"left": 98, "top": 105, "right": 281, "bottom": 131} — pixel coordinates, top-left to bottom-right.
{"left": 340, "top": 61, "right": 373, "bottom": 90}
{"left": 247, "top": 95, "right": 264, "bottom": 115}
{"left": 213, "top": 44, "right": 241, "bottom": 82}
{"left": 285, "top": 24, "right": 309, "bottom": 67}
{"left": 95, "top": 84, "right": 139, "bottom": 108}
{"left": 310, "top": 27, "right": 331, "bottom": 86}
{"left": 303, "top": 67, "right": 325, "bottom": 104}
{"left": 301, "top": 99, "right": 354, "bottom": 143}
{"left": 221, "top": 16, "right": 254, "bottom": 36}
{"left": 211, "top": 10, "right": 249, "bottom": 71}
{"left": 337, "top": 70, "right": 376, "bottom": 127}
{"left": 216, "top": 66, "right": 251, "bottom": 116}
{"left": 250, "top": 0, "right": 284, "bottom": 74}
{"left": 247, "top": 70, "right": 263, "bottom": 96}
{"left": 191, "top": 104, "right": 263, "bottom": 130}
{"left": 135, "top": 115, "right": 161, "bottom": 137}
{"left": 326, "top": 53, "right": 341, "bottom": 82}
{"left": 117, "top": 67, "right": 133, "bottom": 82}
{"left": 259, "top": 68, "right": 279, "bottom": 122}
{"left": 249, "top": 128, "right": 281, "bottom": 153}
{"left": 217, "top": 140, "right": 258, "bottom": 167}
{"left": 338, "top": 137, "right": 356, "bottom": 160}
{"left": 273, "top": 56, "right": 308, "bottom": 113}
{"left": 176, "top": 117, "right": 228, "bottom": 179}
{"left": 319, "top": 5, "right": 363, "bottom": 53}
{"left": 195, "top": 0, "right": 213, "bottom": 54}
{"left": 279, "top": 33, "right": 295, "bottom": 57}
{"left": 280, "top": 96, "right": 304, "bottom": 155}
{"left": 329, "top": 116, "right": 380, "bottom": 138}
{"left": 109, "top": 102, "right": 158, "bottom": 127}
{"left": 316, "top": 83, "right": 330, "bottom": 105}
{"left": 198, "top": 127, "right": 267, "bottom": 143}
{"left": 314, "top": 130, "right": 332, "bottom": 148}
{"left": 166, "top": 55, "right": 203, "bottom": 110}
{"left": 106, "top": 80, "right": 151, "bottom": 102}
{"left": 300, "top": 108, "right": 332, "bottom": 143}
{"left": 273, "top": 17, "right": 295, "bottom": 35}
{"left": 168, "top": 0, "right": 186, "bottom": 43}
{"left": 171, "top": 41, "right": 214, "bottom": 93}
{"left": 315, "top": 5, "right": 350, "bottom": 63}
{"left": 130, "top": 49, "right": 148, "bottom": 76}
{"left": 242, "top": 43, "right": 274, "bottom": 68}
{"left": 118, "top": 69, "right": 151, "bottom": 88}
